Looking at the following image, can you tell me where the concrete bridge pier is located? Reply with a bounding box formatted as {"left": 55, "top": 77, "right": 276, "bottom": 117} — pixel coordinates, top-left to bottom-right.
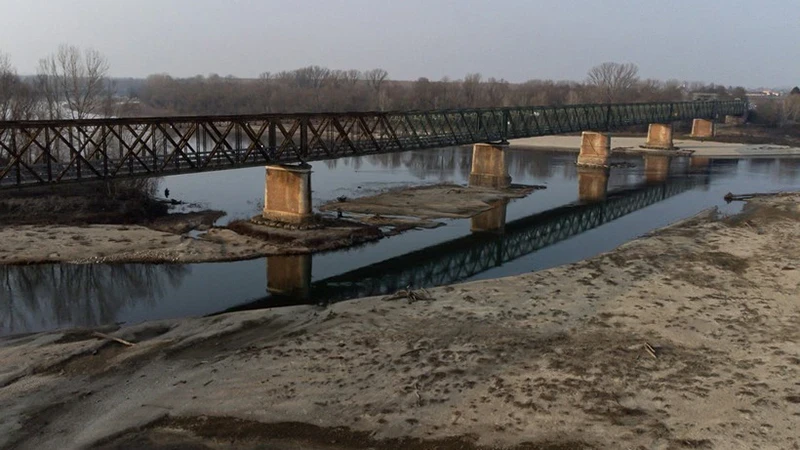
{"left": 262, "top": 164, "right": 313, "bottom": 225}
{"left": 471, "top": 199, "right": 508, "bottom": 233}
{"left": 644, "top": 155, "right": 671, "bottom": 183}
{"left": 577, "top": 132, "right": 610, "bottom": 167}
{"left": 643, "top": 123, "right": 675, "bottom": 150}
{"left": 267, "top": 254, "right": 312, "bottom": 299}
{"left": 469, "top": 143, "right": 511, "bottom": 189}
{"left": 690, "top": 119, "right": 715, "bottom": 139}
{"left": 577, "top": 166, "right": 610, "bottom": 202}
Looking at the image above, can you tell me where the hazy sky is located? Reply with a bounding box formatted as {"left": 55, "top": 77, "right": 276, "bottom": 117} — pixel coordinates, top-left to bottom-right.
{"left": 1, "top": 0, "right": 797, "bottom": 87}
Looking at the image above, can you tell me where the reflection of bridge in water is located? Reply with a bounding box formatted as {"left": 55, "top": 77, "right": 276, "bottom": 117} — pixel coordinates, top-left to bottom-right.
{"left": 230, "top": 160, "right": 709, "bottom": 312}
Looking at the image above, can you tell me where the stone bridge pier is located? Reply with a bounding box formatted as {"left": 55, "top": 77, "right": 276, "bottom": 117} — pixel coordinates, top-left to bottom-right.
{"left": 471, "top": 199, "right": 508, "bottom": 233}
{"left": 577, "top": 132, "right": 610, "bottom": 167}
{"left": 577, "top": 166, "right": 609, "bottom": 202}
{"left": 690, "top": 119, "right": 715, "bottom": 138}
{"left": 267, "top": 254, "right": 312, "bottom": 299}
{"left": 643, "top": 123, "right": 674, "bottom": 150}
{"left": 262, "top": 164, "right": 313, "bottom": 225}
{"left": 469, "top": 143, "right": 511, "bottom": 188}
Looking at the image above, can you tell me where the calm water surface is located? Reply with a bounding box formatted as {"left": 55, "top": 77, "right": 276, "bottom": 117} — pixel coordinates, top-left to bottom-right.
{"left": 2, "top": 147, "right": 799, "bottom": 336}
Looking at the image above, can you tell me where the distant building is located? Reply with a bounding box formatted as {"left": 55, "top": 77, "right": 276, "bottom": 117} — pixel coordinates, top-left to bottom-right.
{"left": 790, "top": 86, "right": 800, "bottom": 96}
{"left": 746, "top": 90, "right": 781, "bottom": 98}
{"left": 692, "top": 92, "right": 719, "bottom": 101}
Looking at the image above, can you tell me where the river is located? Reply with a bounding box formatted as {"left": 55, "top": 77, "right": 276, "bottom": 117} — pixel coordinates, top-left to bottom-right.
{"left": 2, "top": 147, "right": 799, "bottom": 336}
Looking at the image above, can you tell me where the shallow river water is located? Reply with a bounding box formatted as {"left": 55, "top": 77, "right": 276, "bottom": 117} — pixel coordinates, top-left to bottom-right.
{"left": 2, "top": 147, "right": 799, "bottom": 336}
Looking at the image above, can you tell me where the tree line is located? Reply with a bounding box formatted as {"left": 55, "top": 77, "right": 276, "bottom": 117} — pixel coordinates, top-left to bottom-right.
{"left": 2, "top": 45, "right": 795, "bottom": 126}
{"left": 136, "top": 62, "right": 748, "bottom": 116}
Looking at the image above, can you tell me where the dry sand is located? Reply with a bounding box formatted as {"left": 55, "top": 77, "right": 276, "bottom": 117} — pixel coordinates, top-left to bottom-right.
{"left": 512, "top": 135, "right": 800, "bottom": 158}
{"left": 320, "top": 184, "right": 540, "bottom": 219}
{"left": 0, "top": 184, "right": 539, "bottom": 265}
{"left": 0, "top": 224, "right": 309, "bottom": 264}
{"left": 1, "top": 194, "right": 798, "bottom": 449}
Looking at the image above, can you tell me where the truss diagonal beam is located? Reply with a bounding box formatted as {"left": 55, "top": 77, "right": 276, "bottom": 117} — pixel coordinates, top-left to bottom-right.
{"left": 0, "top": 100, "right": 747, "bottom": 188}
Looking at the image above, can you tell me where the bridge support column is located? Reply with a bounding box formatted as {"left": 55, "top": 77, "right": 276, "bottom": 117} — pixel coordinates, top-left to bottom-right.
{"left": 469, "top": 143, "right": 511, "bottom": 189}
{"left": 577, "top": 132, "right": 610, "bottom": 167}
{"left": 577, "top": 166, "right": 609, "bottom": 202}
{"left": 644, "top": 155, "right": 671, "bottom": 183}
{"left": 267, "top": 254, "right": 312, "bottom": 299}
{"left": 471, "top": 199, "right": 508, "bottom": 233}
{"left": 262, "top": 164, "right": 313, "bottom": 225}
{"left": 643, "top": 123, "right": 674, "bottom": 150}
{"left": 690, "top": 119, "right": 715, "bottom": 139}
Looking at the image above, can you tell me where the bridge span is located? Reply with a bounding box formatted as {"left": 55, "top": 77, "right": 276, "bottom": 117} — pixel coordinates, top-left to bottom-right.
{"left": 1, "top": 100, "right": 743, "bottom": 187}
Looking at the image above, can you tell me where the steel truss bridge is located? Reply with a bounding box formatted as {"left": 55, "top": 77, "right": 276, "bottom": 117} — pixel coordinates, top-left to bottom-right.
{"left": 0, "top": 101, "right": 744, "bottom": 188}
{"left": 227, "top": 174, "right": 704, "bottom": 312}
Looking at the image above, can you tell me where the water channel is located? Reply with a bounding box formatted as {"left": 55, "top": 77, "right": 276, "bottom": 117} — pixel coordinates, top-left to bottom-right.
{"left": 2, "top": 147, "right": 799, "bottom": 336}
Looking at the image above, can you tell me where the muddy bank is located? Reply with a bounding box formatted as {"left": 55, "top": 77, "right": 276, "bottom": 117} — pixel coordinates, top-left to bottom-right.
{"left": 0, "top": 181, "right": 171, "bottom": 226}
{"left": 0, "top": 183, "right": 538, "bottom": 264}
{"left": 1, "top": 193, "right": 798, "bottom": 449}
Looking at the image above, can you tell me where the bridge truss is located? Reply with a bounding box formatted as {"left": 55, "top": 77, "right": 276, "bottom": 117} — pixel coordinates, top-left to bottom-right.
{"left": 0, "top": 101, "right": 744, "bottom": 188}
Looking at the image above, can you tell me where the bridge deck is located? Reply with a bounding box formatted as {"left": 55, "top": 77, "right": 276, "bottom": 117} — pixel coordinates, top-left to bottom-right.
{"left": 0, "top": 101, "right": 745, "bottom": 188}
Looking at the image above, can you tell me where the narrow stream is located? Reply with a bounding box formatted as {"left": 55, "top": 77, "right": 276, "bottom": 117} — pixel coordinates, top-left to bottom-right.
{"left": 2, "top": 147, "right": 799, "bottom": 336}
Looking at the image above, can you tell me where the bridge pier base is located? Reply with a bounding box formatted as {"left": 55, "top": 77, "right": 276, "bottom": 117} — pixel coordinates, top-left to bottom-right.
{"left": 642, "top": 123, "right": 674, "bottom": 150}
{"left": 469, "top": 143, "right": 511, "bottom": 189}
{"left": 577, "top": 132, "right": 610, "bottom": 167}
{"left": 267, "top": 254, "right": 312, "bottom": 299}
{"left": 690, "top": 119, "right": 715, "bottom": 139}
{"left": 262, "top": 164, "right": 313, "bottom": 225}
{"left": 577, "top": 166, "right": 609, "bottom": 202}
{"left": 644, "top": 155, "right": 671, "bottom": 183}
{"left": 471, "top": 199, "right": 508, "bottom": 233}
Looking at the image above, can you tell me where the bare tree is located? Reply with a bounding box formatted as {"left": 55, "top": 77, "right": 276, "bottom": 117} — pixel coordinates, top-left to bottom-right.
{"left": 462, "top": 73, "right": 483, "bottom": 107}
{"left": 485, "top": 77, "right": 509, "bottom": 107}
{"left": 0, "top": 52, "right": 17, "bottom": 120}
{"left": 293, "top": 65, "right": 331, "bottom": 90}
{"left": 37, "top": 44, "right": 111, "bottom": 120}
{"left": 343, "top": 69, "right": 361, "bottom": 87}
{"left": 586, "top": 62, "right": 639, "bottom": 103}
{"left": 364, "top": 68, "right": 389, "bottom": 109}
{"left": 783, "top": 95, "right": 800, "bottom": 125}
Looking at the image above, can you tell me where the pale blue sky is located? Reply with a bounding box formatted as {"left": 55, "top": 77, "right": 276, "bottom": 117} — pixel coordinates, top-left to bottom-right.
{"left": 0, "top": 0, "right": 797, "bottom": 87}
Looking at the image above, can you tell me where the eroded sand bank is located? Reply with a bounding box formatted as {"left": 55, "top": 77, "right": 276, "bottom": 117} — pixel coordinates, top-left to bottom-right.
{"left": 1, "top": 194, "right": 798, "bottom": 449}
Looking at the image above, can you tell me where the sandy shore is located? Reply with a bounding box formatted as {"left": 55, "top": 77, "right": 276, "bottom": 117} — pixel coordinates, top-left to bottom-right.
{"left": 512, "top": 135, "right": 800, "bottom": 158}
{"left": 1, "top": 193, "right": 798, "bottom": 449}
{"left": 0, "top": 184, "right": 538, "bottom": 265}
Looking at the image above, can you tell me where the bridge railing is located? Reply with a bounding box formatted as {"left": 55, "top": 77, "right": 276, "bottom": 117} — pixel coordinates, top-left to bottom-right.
{"left": 0, "top": 100, "right": 746, "bottom": 188}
